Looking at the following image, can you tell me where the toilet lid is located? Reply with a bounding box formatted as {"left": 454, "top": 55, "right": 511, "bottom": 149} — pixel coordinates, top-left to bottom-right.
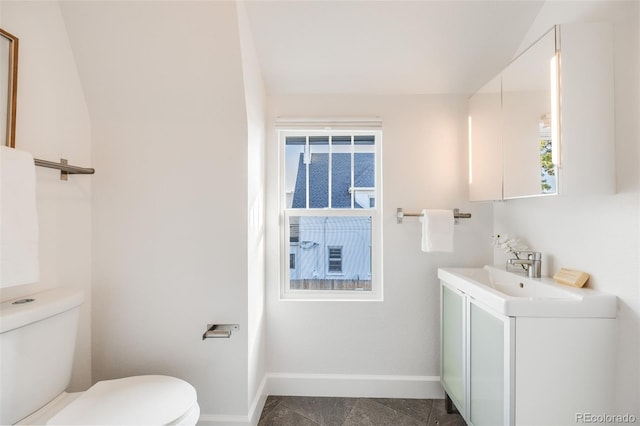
{"left": 47, "top": 375, "right": 197, "bottom": 425}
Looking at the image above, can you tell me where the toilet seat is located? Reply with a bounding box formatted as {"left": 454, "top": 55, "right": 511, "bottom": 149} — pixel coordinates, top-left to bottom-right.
{"left": 44, "top": 375, "right": 198, "bottom": 425}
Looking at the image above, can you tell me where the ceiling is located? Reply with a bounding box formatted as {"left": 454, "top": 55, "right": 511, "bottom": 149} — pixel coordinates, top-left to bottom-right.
{"left": 244, "top": 0, "right": 546, "bottom": 95}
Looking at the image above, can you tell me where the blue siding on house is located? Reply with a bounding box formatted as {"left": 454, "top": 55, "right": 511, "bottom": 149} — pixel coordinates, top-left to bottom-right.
{"left": 290, "top": 216, "right": 372, "bottom": 281}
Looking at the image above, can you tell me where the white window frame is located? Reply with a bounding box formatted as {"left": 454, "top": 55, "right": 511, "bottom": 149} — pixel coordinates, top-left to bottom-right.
{"left": 279, "top": 128, "right": 383, "bottom": 301}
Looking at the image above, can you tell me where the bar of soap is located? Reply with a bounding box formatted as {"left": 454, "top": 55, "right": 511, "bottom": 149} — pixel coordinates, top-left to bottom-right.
{"left": 553, "top": 268, "right": 590, "bottom": 288}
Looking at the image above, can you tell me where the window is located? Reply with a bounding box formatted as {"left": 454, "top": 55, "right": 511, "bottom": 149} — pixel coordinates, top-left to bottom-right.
{"left": 280, "top": 129, "right": 382, "bottom": 300}
{"left": 327, "top": 246, "right": 343, "bottom": 273}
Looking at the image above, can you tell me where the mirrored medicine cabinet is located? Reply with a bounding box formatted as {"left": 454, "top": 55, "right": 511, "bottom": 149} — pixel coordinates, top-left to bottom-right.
{"left": 469, "top": 26, "right": 559, "bottom": 201}
{"left": 469, "top": 22, "right": 616, "bottom": 202}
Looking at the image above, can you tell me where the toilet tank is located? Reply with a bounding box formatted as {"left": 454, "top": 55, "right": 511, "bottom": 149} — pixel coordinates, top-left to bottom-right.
{"left": 0, "top": 288, "right": 84, "bottom": 425}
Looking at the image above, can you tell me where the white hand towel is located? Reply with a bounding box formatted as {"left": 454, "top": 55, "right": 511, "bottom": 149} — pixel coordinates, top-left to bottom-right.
{"left": 1, "top": 146, "right": 40, "bottom": 287}
{"left": 420, "top": 209, "right": 454, "bottom": 252}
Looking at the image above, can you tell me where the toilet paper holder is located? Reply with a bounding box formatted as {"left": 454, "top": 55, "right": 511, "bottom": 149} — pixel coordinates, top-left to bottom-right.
{"left": 202, "top": 324, "right": 239, "bottom": 340}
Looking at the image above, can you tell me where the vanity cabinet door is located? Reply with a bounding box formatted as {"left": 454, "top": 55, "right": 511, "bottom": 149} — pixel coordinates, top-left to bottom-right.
{"left": 441, "top": 284, "right": 465, "bottom": 414}
{"left": 469, "top": 300, "right": 514, "bottom": 426}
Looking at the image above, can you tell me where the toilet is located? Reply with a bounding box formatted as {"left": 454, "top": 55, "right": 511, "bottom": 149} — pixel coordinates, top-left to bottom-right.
{"left": 0, "top": 288, "right": 200, "bottom": 425}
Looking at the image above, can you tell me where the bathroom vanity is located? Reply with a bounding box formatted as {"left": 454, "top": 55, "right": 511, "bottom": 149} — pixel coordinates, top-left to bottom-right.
{"left": 438, "top": 266, "right": 617, "bottom": 426}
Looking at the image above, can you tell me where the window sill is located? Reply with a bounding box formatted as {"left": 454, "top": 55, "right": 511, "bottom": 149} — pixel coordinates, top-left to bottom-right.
{"left": 279, "top": 289, "right": 383, "bottom": 302}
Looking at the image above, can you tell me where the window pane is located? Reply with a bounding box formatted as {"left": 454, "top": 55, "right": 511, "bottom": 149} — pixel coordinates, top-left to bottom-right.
{"left": 354, "top": 135, "right": 375, "bottom": 145}
{"left": 308, "top": 138, "right": 329, "bottom": 208}
{"left": 286, "top": 134, "right": 376, "bottom": 210}
{"left": 286, "top": 138, "right": 306, "bottom": 209}
{"left": 331, "top": 137, "right": 352, "bottom": 208}
{"left": 354, "top": 140, "right": 375, "bottom": 208}
{"left": 289, "top": 216, "right": 372, "bottom": 291}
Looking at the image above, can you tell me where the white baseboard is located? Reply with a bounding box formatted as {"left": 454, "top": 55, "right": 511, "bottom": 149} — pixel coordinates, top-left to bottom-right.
{"left": 248, "top": 376, "right": 269, "bottom": 425}
{"left": 197, "top": 373, "right": 443, "bottom": 425}
{"left": 265, "top": 372, "right": 444, "bottom": 399}
{"left": 197, "top": 414, "right": 249, "bottom": 426}
{"left": 197, "top": 375, "right": 268, "bottom": 426}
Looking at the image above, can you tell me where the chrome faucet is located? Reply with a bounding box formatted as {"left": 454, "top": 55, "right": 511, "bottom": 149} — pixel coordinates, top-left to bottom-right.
{"left": 507, "top": 251, "right": 542, "bottom": 278}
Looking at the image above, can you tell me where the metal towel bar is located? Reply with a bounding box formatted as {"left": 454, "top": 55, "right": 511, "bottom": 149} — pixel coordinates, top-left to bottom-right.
{"left": 34, "top": 158, "right": 95, "bottom": 180}
{"left": 396, "top": 208, "right": 471, "bottom": 224}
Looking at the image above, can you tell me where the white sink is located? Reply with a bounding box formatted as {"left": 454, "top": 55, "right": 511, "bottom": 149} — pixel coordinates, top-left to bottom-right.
{"left": 438, "top": 265, "right": 617, "bottom": 318}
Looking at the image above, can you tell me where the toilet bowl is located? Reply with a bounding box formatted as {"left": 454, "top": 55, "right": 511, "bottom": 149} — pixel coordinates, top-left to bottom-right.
{"left": 0, "top": 288, "right": 200, "bottom": 425}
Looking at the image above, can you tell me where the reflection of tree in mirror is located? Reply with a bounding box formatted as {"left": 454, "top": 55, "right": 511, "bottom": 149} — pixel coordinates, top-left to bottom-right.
{"left": 539, "top": 115, "right": 556, "bottom": 194}
{"left": 540, "top": 139, "right": 555, "bottom": 192}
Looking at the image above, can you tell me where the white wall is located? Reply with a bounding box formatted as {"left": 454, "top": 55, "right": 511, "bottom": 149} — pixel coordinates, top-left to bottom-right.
{"left": 494, "top": 0, "right": 639, "bottom": 416}
{"left": 265, "top": 95, "right": 493, "bottom": 396}
{"left": 237, "top": 1, "right": 268, "bottom": 422}
{"left": 60, "top": 1, "right": 256, "bottom": 419}
{"left": 0, "top": 1, "right": 92, "bottom": 391}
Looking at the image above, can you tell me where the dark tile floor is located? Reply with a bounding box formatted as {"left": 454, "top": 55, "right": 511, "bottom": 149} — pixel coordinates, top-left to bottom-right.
{"left": 259, "top": 396, "right": 466, "bottom": 426}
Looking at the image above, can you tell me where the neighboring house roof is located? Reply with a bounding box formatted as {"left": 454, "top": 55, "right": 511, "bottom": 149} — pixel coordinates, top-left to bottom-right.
{"left": 292, "top": 153, "right": 374, "bottom": 208}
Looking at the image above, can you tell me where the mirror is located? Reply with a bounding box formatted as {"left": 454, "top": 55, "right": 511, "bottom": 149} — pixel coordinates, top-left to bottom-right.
{"left": 1, "top": 28, "right": 18, "bottom": 148}
{"left": 469, "top": 75, "right": 502, "bottom": 201}
{"left": 468, "top": 26, "right": 559, "bottom": 201}
{"left": 503, "top": 27, "right": 558, "bottom": 198}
